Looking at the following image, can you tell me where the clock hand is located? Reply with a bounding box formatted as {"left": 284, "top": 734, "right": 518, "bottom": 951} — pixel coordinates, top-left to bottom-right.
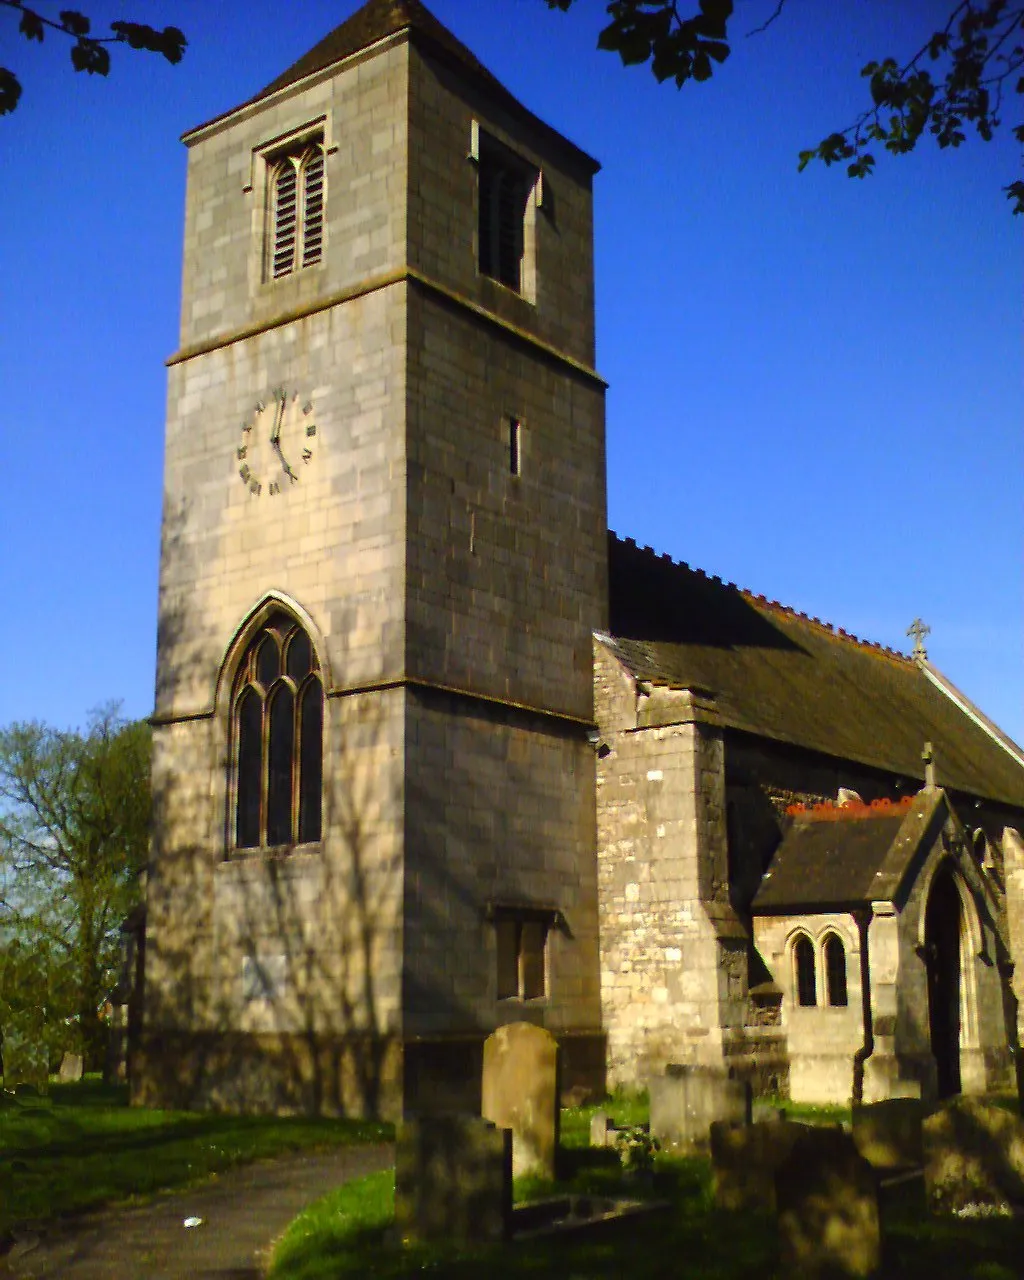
{"left": 270, "top": 392, "right": 285, "bottom": 446}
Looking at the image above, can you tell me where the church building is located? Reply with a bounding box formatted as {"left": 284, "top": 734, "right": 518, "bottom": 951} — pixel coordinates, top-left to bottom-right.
{"left": 136, "top": 0, "right": 1024, "bottom": 1119}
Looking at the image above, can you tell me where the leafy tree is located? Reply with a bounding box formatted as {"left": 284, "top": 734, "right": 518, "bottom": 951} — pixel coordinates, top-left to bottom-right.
{"left": 544, "top": 0, "right": 1024, "bottom": 211}
{"left": 0, "top": 706, "right": 150, "bottom": 1070}
{"left": 0, "top": 1, "right": 185, "bottom": 116}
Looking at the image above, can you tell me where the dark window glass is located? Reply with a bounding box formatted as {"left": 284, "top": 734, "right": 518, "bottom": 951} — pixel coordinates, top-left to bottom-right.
{"left": 825, "top": 935, "right": 848, "bottom": 1007}
{"left": 508, "top": 417, "right": 521, "bottom": 477}
{"left": 496, "top": 920, "right": 519, "bottom": 999}
{"left": 287, "top": 631, "right": 312, "bottom": 683}
{"left": 236, "top": 688, "right": 262, "bottom": 848}
{"left": 257, "top": 635, "right": 280, "bottom": 688}
{"left": 478, "top": 137, "right": 532, "bottom": 292}
{"left": 496, "top": 916, "right": 547, "bottom": 1000}
{"left": 298, "top": 678, "right": 323, "bottom": 843}
{"left": 520, "top": 921, "right": 546, "bottom": 1000}
{"left": 232, "top": 614, "right": 322, "bottom": 853}
{"left": 795, "top": 935, "right": 817, "bottom": 1007}
{"left": 266, "top": 684, "right": 295, "bottom": 845}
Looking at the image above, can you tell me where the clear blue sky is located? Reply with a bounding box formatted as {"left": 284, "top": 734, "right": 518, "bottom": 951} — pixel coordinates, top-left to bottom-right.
{"left": 1, "top": 1, "right": 1020, "bottom": 746}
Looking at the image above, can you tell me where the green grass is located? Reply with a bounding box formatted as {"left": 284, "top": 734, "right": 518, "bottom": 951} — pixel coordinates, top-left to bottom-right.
{"left": 267, "top": 1091, "right": 1024, "bottom": 1280}
{"left": 559, "top": 1085, "right": 651, "bottom": 1149}
{"left": 267, "top": 1153, "right": 1024, "bottom": 1280}
{"left": 268, "top": 1154, "right": 778, "bottom": 1280}
{"left": 0, "top": 1076, "right": 391, "bottom": 1240}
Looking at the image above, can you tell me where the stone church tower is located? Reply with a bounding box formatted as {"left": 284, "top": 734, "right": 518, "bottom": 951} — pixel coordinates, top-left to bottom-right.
{"left": 138, "top": 0, "right": 607, "bottom": 1118}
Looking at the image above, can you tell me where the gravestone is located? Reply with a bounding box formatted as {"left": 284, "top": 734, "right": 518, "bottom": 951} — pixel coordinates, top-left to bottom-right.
{"left": 710, "top": 1118, "right": 801, "bottom": 1213}
{"left": 590, "top": 1110, "right": 614, "bottom": 1148}
{"left": 924, "top": 1098, "right": 1024, "bottom": 1213}
{"left": 481, "top": 1022, "right": 559, "bottom": 1178}
{"left": 776, "top": 1127, "right": 880, "bottom": 1278}
{"left": 650, "top": 1064, "right": 751, "bottom": 1151}
{"left": 58, "top": 1052, "right": 84, "bottom": 1084}
{"left": 394, "top": 1115, "right": 512, "bottom": 1245}
{"left": 852, "top": 1097, "right": 923, "bottom": 1170}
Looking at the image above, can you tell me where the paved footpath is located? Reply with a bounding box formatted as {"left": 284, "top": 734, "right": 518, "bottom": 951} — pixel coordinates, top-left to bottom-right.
{"left": 3, "top": 1144, "right": 392, "bottom": 1280}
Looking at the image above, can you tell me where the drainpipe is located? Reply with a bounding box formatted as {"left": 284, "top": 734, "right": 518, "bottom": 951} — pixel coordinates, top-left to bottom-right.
{"left": 852, "top": 907, "right": 873, "bottom": 1105}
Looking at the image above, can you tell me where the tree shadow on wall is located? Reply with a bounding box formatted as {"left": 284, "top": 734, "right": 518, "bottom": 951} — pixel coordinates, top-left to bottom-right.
{"left": 138, "top": 586, "right": 406, "bottom": 1119}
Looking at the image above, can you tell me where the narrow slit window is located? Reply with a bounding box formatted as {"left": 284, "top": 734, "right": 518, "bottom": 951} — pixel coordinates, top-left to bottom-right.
{"left": 794, "top": 934, "right": 817, "bottom": 1007}
{"left": 266, "top": 684, "right": 295, "bottom": 846}
{"left": 301, "top": 149, "right": 324, "bottom": 268}
{"left": 508, "top": 417, "right": 521, "bottom": 477}
{"left": 824, "top": 934, "right": 848, "bottom": 1007}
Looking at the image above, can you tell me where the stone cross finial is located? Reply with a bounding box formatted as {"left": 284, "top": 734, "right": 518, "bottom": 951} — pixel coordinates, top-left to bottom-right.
{"left": 922, "top": 741, "right": 937, "bottom": 787}
{"left": 907, "top": 618, "right": 930, "bottom": 659}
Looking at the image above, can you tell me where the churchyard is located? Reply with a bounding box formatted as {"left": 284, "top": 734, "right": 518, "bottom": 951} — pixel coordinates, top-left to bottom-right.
{"left": 9, "top": 1029, "right": 1024, "bottom": 1278}
{"left": 268, "top": 1087, "right": 1024, "bottom": 1280}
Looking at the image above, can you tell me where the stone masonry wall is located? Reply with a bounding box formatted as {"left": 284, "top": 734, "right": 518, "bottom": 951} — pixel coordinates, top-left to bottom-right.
{"left": 405, "top": 290, "right": 605, "bottom": 721}
{"left": 178, "top": 41, "right": 409, "bottom": 354}
{"left": 403, "top": 694, "right": 602, "bottom": 1041}
{"left": 407, "top": 44, "right": 597, "bottom": 369}
{"left": 594, "top": 641, "right": 739, "bottom": 1087}
{"left": 146, "top": 25, "right": 607, "bottom": 1118}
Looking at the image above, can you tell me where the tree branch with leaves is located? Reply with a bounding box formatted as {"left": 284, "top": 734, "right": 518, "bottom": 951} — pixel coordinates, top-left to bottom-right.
{"left": 0, "top": 1, "right": 185, "bottom": 116}
{"left": 544, "top": 0, "right": 1024, "bottom": 211}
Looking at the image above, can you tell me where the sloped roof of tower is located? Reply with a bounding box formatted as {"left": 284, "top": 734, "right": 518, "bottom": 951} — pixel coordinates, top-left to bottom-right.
{"left": 602, "top": 533, "right": 1024, "bottom": 810}
{"left": 187, "top": 0, "right": 598, "bottom": 170}
{"left": 257, "top": 0, "right": 498, "bottom": 103}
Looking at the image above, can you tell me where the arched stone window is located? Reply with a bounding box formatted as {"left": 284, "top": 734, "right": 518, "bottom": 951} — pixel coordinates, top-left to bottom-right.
{"left": 793, "top": 933, "right": 817, "bottom": 1007}
{"left": 823, "top": 933, "right": 848, "bottom": 1007}
{"left": 269, "top": 142, "right": 324, "bottom": 279}
{"left": 232, "top": 611, "right": 323, "bottom": 850}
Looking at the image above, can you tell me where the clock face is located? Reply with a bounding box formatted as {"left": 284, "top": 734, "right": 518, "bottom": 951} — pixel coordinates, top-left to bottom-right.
{"left": 236, "top": 388, "right": 317, "bottom": 497}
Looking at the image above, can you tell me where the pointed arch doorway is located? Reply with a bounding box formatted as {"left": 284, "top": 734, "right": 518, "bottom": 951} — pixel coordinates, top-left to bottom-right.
{"left": 925, "top": 862, "right": 964, "bottom": 1097}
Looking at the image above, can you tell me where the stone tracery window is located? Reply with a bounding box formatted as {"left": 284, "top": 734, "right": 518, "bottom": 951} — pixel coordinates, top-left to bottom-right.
{"left": 793, "top": 933, "right": 817, "bottom": 1007}
{"left": 268, "top": 139, "right": 324, "bottom": 279}
{"left": 823, "top": 933, "right": 848, "bottom": 1007}
{"left": 232, "top": 611, "right": 323, "bottom": 850}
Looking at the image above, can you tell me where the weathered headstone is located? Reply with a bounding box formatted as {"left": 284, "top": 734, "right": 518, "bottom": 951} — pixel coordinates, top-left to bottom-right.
{"left": 710, "top": 1118, "right": 802, "bottom": 1213}
{"left": 775, "top": 1127, "right": 880, "bottom": 1279}
{"left": 481, "top": 1022, "right": 559, "bottom": 1179}
{"left": 394, "top": 1115, "right": 512, "bottom": 1245}
{"left": 923, "top": 1098, "right": 1024, "bottom": 1213}
{"left": 590, "top": 1109, "right": 614, "bottom": 1148}
{"left": 58, "top": 1052, "right": 84, "bottom": 1084}
{"left": 650, "top": 1064, "right": 751, "bottom": 1151}
{"left": 852, "top": 1097, "right": 923, "bottom": 1171}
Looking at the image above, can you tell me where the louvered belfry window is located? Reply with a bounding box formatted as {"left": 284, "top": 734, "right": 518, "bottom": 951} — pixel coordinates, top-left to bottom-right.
{"left": 477, "top": 133, "right": 534, "bottom": 293}
{"left": 269, "top": 140, "right": 325, "bottom": 280}
{"left": 232, "top": 611, "right": 323, "bottom": 850}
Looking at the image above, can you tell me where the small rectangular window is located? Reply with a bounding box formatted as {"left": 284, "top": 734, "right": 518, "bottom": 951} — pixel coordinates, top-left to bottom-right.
{"left": 242, "top": 954, "right": 287, "bottom": 1003}
{"left": 477, "top": 131, "right": 536, "bottom": 294}
{"left": 495, "top": 914, "right": 548, "bottom": 1001}
{"left": 508, "top": 417, "right": 521, "bottom": 476}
